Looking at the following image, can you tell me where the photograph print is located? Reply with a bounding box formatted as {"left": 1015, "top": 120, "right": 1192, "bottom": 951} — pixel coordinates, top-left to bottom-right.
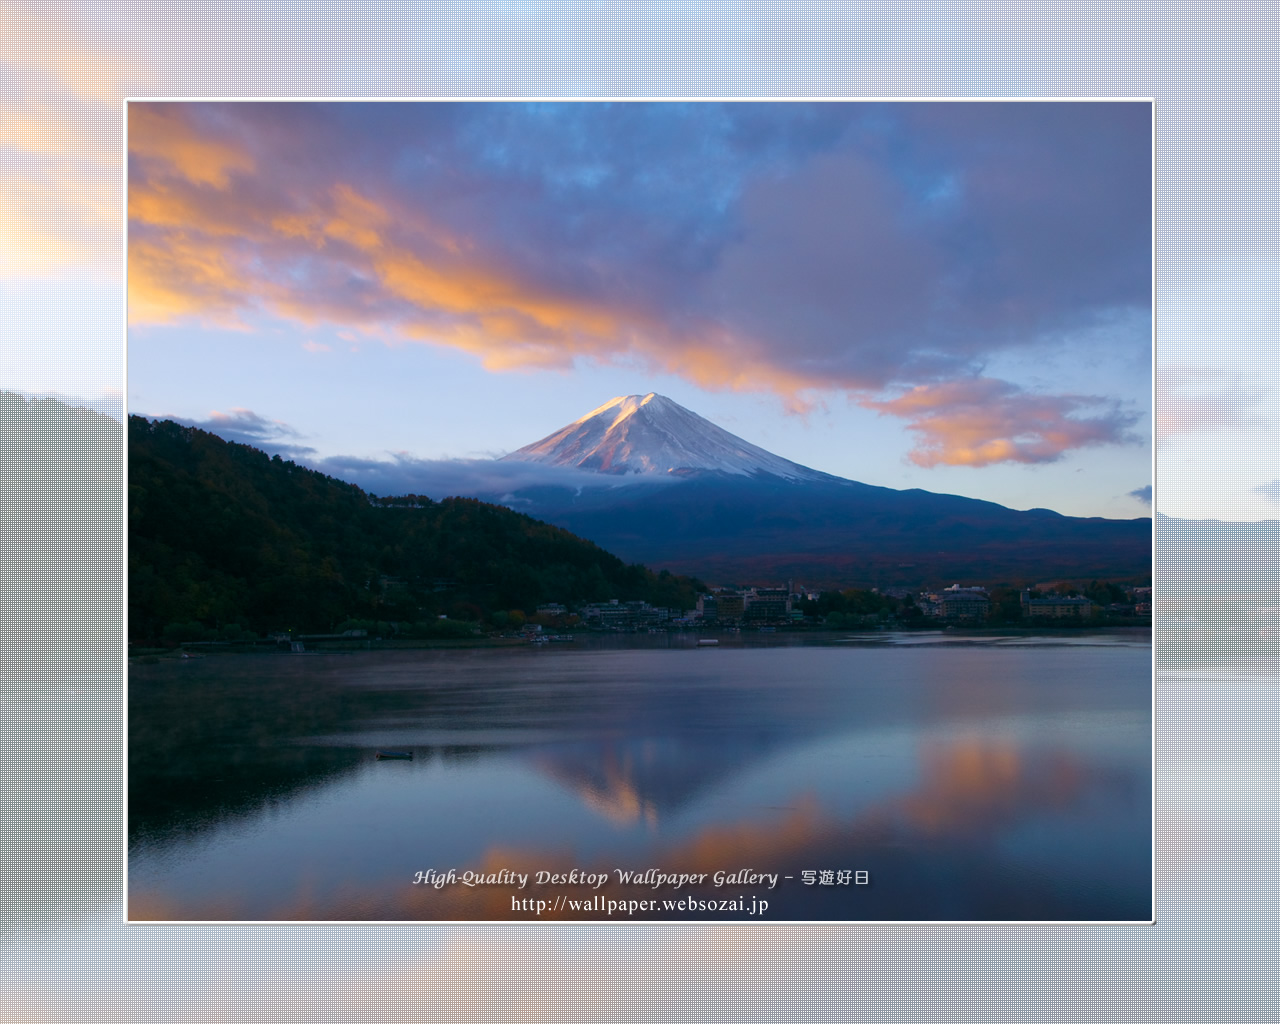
{"left": 126, "top": 100, "right": 1153, "bottom": 923}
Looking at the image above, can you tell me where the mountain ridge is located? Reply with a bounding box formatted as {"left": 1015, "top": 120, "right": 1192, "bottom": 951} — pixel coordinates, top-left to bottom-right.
{"left": 484, "top": 392, "right": 1150, "bottom": 588}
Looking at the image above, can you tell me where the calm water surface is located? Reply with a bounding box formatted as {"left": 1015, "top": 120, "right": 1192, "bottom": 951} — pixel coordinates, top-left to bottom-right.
{"left": 128, "top": 632, "right": 1151, "bottom": 922}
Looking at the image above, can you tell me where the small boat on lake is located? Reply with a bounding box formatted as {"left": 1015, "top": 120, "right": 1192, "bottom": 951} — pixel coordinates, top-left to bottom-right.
{"left": 375, "top": 750, "right": 413, "bottom": 760}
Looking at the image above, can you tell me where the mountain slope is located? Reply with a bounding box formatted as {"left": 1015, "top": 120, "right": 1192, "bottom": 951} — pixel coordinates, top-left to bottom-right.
{"left": 502, "top": 392, "right": 830, "bottom": 481}
{"left": 505, "top": 474, "right": 1151, "bottom": 589}
{"left": 488, "top": 394, "right": 1151, "bottom": 588}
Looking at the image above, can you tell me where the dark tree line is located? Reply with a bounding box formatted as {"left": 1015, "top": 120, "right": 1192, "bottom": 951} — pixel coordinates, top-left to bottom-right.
{"left": 129, "top": 417, "right": 704, "bottom": 644}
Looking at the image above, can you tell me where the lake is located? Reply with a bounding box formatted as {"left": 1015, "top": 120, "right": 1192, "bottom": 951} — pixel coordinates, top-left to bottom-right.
{"left": 128, "top": 631, "right": 1152, "bottom": 922}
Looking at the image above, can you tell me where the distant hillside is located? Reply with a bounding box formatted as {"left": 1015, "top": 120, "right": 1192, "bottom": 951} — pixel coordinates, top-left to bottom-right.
{"left": 1156, "top": 513, "right": 1280, "bottom": 657}
{"left": 2, "top": 392, "right": 122, "bottom": 673}
{"left": 497, "top": 475, "right": 1153, "bottom": 591}
{"left": 128, "top": 417, "right": 704, "bottom": 645}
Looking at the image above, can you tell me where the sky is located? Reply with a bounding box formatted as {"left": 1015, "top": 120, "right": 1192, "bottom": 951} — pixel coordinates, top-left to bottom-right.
{"left": 125, "top": 101, "right": 1154, "bottom": 518}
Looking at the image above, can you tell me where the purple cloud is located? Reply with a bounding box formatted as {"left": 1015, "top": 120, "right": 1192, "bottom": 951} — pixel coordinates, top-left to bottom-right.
{"left": 153, "top": 408, "right": 317, "bottom": 457}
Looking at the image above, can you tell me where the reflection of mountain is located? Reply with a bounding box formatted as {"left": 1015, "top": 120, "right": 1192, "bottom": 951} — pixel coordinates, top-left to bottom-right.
{"left": 528, "top": 734, "right": 787, "bottom": 826}
{"left": 131, "top": 737, "right": 1148, "bottom": 922}
{"left": 129, "top": 746, "right": 364, "bottom": 854}
{"left": 128, "top": 656, "right": 426, "bottom": 846}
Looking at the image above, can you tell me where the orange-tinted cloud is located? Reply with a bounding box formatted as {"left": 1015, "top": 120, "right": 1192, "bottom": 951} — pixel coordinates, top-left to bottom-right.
{"left": 1, "top": 20, "right": 130, "bottom": 274}
{"left": 867, "top": 377, "right": 1139, "bottom": 466}
{"left": 128, "top": 232, "right": 257, "bottom": 325}
{"left": 129, "top": 104, "right": 255, "bottom": 189}
{"left": 0, "top": 10, "right": 192, "bottom": 277}
{"left": 128, "top": 125, "right": 820, "bottom": 402}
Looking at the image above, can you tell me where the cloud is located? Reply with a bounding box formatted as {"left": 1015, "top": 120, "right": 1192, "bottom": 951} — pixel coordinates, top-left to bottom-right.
{"left": 866, "top": 377, "right": 1140, "bottom": 467}
{"left": 1251, "top": 480, "right": 1280, "bottom": 503}
{"left": 151, "top": 407, "right": 677, "bottom": 498}
{"left": 1157, "top": 366, "right": 1264, "bottom": 439}
{"left": 128, "top": 104, "right": 256, "bottom": 189}
{"left": 127, "top": 102, "right": 1150, "bottom": 461}
{"left": 303, "top": 452, "right": 674, "bottom": 501}
{"left": 171, "top": 384, "right": 1137, "bottom": 486}
{"left": 0, "top": 6, "right": 156, "bottom": 275}
{"left": 159, "top": 408, "right": 314, "bottom": 454}
{"left": 1129, "top": 484, "right": 1153, "bottom": 506}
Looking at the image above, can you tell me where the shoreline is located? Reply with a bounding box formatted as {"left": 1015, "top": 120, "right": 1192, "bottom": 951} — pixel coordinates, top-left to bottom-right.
{"left": 128, "top": 623, "right": 1152, "bottom": 660}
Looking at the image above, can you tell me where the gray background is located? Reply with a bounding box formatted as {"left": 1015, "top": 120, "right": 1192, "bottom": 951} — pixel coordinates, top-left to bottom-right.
{"left": 2, "top": 1, "right": 1273, "bottom": 1019}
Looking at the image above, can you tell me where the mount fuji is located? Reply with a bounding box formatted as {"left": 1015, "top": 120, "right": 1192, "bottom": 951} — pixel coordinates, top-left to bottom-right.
{"left": 483, "top": 393, "right": 1150, "bottom": 589}
{"left": 501, "top": 393, "right": 832, "bottom": 482}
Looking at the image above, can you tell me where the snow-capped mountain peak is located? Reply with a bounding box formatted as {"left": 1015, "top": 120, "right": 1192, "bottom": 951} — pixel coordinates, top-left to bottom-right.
{"left": 500, "top": 393, "right": 829, "bottom": 481}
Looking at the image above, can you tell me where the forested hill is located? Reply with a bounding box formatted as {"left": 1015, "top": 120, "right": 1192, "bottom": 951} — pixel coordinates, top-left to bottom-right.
{"left": 129, "top": 417, "right": 705, "bottom": 645}
{"left": 3, "top": 393, "right": 122, "bottom": 672}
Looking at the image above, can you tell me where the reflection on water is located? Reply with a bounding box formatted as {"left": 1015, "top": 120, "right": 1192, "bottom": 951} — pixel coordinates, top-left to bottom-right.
{"left": 129, "top": 633, "right": 1151, "bottom": 922}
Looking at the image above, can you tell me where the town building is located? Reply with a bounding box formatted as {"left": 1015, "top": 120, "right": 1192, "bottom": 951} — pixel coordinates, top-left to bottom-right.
{"left": 711, "top": 592, "right": 746, "bottom": 622}
{"left": 580, "top": 600, "right": 670, "bottom": 628}
{"left": 697, "top": 586, "right": 794, "bottom": 624}
{"left": 1021, "top": 592, "right": 1096, "bottom": 618}
{"left": 922, "top": 585, "right": 990, "bottom": 622}
{"left": 743, "top": 587, "right": 791, "bottom": 623}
